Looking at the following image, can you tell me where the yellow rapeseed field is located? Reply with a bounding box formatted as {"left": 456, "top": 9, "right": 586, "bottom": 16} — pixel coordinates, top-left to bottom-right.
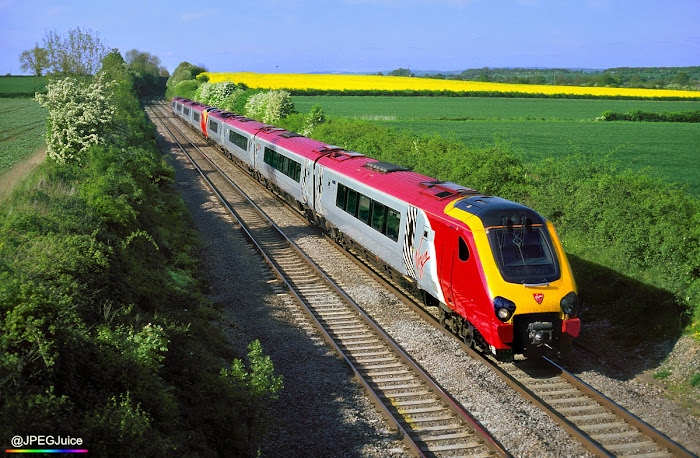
{"left": 204, "top": 72, "right": 700, "bottom": 99}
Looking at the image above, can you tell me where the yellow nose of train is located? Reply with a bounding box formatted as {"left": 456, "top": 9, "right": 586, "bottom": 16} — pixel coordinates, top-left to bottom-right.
{"left": 445, "top": 195, "right": 580, "bottom": 359}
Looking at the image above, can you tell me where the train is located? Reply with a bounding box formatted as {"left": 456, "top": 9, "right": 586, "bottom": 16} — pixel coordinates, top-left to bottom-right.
{"left": 171, "top": 96, "right": 580, "bottom": 362}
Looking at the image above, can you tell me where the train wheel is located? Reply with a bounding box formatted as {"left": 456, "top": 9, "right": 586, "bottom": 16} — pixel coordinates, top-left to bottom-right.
{"left": 462, "top": 321, "right": 474, "bottom": 348}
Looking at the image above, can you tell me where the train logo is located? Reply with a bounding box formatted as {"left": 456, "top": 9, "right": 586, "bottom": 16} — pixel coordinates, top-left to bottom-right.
{"left": 533, "top": 293, "right": 544, "bottom": 304}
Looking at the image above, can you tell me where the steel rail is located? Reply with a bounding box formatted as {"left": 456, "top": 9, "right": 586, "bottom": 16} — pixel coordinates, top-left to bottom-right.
{"left": 148, "top": 103, "right": 508, "bottom": 457}
{"left": 545, "top": 357, "right": 696, "bottom": 458}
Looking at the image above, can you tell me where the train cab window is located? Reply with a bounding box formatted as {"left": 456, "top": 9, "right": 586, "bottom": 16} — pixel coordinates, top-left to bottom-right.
{"left": 193, "top": 112, "right": 200, "bottom": 122}
{"left": 458, "top": 236, "right": 470, "bottom": 262}
{"left": 208, "top": 119, "right": 218, "bottom": 134}
{"left": 386, "top": 209, "right": 400, "bottom": 241}
{"left": 346, "top": 189, "right": 359, "bottom": 216}
{"left": 371, "top": 201, "right": 387, "bottom": 232}
{"left": 488, "top": 226, "right": 560, "bottom": 284}
{"left": 358, "top": 195, "right": 371, "bottom": 224}
{"left": 172, "top": 101, "right": 176, "bottom": 109}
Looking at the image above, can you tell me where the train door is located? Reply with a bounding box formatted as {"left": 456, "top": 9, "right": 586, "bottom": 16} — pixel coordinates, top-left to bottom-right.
{"left": 313, "top": 164, "right": 325, "bottom": 214}
{"left": 301, "top": 158, "right": 312, "bottom": 207}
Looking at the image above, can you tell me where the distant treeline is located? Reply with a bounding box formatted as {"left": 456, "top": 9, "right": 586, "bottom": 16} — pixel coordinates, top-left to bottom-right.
{"left": 384, "top": 66, "right": 700, "bottom": 90}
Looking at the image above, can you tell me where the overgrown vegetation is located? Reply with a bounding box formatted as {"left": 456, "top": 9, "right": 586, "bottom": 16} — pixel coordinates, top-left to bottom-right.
{"left": 2, "top": 51, "right": 281, "bottom": 454}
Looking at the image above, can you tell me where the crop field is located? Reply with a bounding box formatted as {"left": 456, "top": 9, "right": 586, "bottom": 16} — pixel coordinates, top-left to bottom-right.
{"left": 0, "top": 75, "right": 48, "bottom": 95}
{"left": 294, "top": 96, "right": 700, "bottom": 195}
{"left": 0, "top": 98, "right": 47, "bottom": 175}
{"left": 207, "top": 72, "right": 700, "bottom": 99}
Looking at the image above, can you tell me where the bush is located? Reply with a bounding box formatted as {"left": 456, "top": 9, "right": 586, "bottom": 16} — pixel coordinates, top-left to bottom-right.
{"left": 168, "top": 79, "right": 200, "bottom": 100}
{"left": 244, "top": 90, "right": 295, "bottom": 124}
{"left": 35, "top": 75, "right": 119, "bottom": 164}
{"left": 599, "top": 109, "right": 700, "bottom": 122}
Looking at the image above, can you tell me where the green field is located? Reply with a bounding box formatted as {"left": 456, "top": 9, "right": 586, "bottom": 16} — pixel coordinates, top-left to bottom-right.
{"left": 0, "top": 75, "right": 48, "bottom": 95}
{"left": 293, "top": 96, "right": 700, "bottom": 194}
{"left": 0, "top": 98, "right": 47, "bottom": 174}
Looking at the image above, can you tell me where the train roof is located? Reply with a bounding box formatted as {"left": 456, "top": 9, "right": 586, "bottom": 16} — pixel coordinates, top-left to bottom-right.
{"left": 177, "top": 98, "right": 212, "bottom": 113}
{"left": 315, "top": 151, "right": 480, "bottom": 217}
{"left": 172, "top": 97, "right": 529, "bottom": 224}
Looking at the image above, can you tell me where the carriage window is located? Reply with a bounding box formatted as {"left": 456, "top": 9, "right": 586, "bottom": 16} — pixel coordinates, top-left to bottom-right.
{"left": 371, "top": 201, "right": 387, "bottom": 232}
{"left": 335, "top": 182, "right": 400, "bottom": 241}
{"left": 183, "top": 107, "right": 190, "bottom": 116}
{"left": 193, "top": 112, "right": 200, "bottom": 122}
{"left": 358, "top": 195, "right": 371, "bottom": 224}
{"left": 263, "top": 147, "right": 301, "bottom": 182}
{"left": 386, "top": 209, "right": 400, "bottom": 241}
{"left": 336, "top": 184, "right": 348, "bottom": 209}
{"left": 228, "top": 130, "right": 248, "bottom": 150}
{"left": 208, "top": 119, "right": 218, "bottom": 134}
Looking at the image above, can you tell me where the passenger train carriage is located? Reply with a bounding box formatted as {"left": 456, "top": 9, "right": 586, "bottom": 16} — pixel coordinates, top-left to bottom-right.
{"left": 172, "top": 97, "right": 581, "bottom": 361}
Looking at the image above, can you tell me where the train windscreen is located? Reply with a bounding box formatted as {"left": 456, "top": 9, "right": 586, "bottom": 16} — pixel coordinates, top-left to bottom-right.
{"left": 488, "top": 225, "right": 560, "bottom": 284}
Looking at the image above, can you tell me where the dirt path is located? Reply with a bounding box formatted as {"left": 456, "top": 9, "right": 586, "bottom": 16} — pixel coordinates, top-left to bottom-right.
{"left": 0, "top": 147, "right": 47, "bottom": 201}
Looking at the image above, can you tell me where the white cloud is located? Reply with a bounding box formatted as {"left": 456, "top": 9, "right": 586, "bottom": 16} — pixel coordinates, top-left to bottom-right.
{"left": 181, "top": 9, "right": 221, "bottom": 22}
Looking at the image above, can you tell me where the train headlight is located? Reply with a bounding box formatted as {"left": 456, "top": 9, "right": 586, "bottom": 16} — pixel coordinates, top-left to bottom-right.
{"left": 560, "top": 292, "right": 578, "bottom": 317}
{"left": 494, "top": 296, "right": 516, "bottom": 322}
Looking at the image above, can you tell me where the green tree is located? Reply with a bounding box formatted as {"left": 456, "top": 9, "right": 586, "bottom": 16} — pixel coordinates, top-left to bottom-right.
{"left": 166, "top": 61, "right": 207, "bottom": 91}
{"left": 41, "top": 27, "right": 108, "bottom": 76}
{"left": 19, "top": 44, "right": 48, "bottom": 76}
{"left": 389, "top": 67, "right": 415, "bottom": 77}
{"left": 124, "top": 49, "right": 166, "bottom": 95}
{"left": 673, "top": 71, "right": 690, "bottom": 86}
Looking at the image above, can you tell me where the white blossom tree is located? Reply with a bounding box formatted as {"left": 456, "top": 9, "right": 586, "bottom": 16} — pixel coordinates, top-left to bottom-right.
{"left": 244, "top": 90, "right": 294, "bottom": 124}
{"left": 35, "top": 74, "right": 118, "bottom": 163}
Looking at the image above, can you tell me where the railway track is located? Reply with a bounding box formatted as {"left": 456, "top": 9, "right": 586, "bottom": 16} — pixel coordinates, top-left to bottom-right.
{"left": 146, "top": 103, "right": 507, "bottom": 457}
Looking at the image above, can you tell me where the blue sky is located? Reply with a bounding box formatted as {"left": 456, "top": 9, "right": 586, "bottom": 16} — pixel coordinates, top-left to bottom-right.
{"left": 1, "top": 0, "right": 698, "bottom": 75}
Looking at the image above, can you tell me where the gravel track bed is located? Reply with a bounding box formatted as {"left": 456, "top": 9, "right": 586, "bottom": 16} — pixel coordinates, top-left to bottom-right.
{"left": 154, "top": 118, "right": 407, "bottom": 457}
{"left": 156, "top": 109, "right": 700, "bottom": 456}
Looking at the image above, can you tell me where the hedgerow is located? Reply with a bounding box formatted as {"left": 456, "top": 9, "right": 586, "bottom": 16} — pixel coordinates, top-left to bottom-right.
{"left": 599, "top": 109, "right": 700, "bottom": 122}
{"left": 1, "top": 52, "right": 281, "bottom": 455}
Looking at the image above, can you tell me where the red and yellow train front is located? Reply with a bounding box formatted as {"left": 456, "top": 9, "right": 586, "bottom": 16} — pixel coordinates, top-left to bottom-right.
{"left": 444, "top": 196, "right": 580, "bottom": 358}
